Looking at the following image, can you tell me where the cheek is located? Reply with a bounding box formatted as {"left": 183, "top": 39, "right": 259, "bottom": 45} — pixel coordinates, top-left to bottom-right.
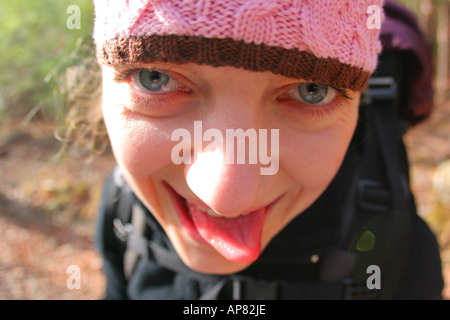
{"left": 284, "top": 133, "right": 346, "bottom": 187}
{"left": 102, "top": 80, "right": 175, "bottom": 177}
{"left": 281, "top": 107, "right": 358, "bottom": 195}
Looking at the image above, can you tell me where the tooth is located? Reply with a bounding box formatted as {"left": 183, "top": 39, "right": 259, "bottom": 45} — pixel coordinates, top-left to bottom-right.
{"left": 195, "top": 204, "right": 250, "bottom": 219}
{"left": 195, "top": 205, "right": 207, "bottom": 212}
{"left": 207, "top": 209, "right": 221, "bottom": 217}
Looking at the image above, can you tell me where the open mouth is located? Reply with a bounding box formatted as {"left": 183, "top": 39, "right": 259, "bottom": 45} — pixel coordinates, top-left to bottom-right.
{"left": 163, "top": 182, "right": 278, "bottom": 264}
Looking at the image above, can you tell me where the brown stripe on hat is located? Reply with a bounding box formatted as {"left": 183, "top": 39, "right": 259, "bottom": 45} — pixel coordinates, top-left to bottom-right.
{"left": 97, "top": 35, "right": 371, "bottom": 91}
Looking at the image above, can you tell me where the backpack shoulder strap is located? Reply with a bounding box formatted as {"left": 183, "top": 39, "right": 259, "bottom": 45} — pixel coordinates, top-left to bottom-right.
{"left": 99, "top": 166, "right": 145, "bottom": 280}
{"left": 98, "top": 166, "right": 132, "bottom": 256}
{"left": 314, "top": 50, "right": 414, "bottom": 299}
{"left": 122, "top": 202, "right": 147, "bottom": 279}
{"left": 347, "top": 51, "right": 413, "bottom": 299}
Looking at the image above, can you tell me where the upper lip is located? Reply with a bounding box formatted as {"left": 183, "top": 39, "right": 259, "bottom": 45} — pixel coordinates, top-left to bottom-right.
{"left": 164, "top": 181, "right": 283, "bottom": 216}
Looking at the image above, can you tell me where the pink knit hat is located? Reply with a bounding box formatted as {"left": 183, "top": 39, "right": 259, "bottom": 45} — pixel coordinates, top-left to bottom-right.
{"left": 94, "top": 0, "right": 384, "bottom": 91}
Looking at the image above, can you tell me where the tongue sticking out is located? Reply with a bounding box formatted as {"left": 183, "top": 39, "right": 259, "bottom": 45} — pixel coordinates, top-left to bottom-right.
{"left": 188, "top": 204, "right": 266, "bottom": 264}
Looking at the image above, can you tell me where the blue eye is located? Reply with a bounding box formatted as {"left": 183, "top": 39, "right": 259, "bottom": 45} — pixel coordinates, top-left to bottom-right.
{"left": 130, "top": 70, "right": 179, "bottom": 94}
{"left": 140, "top": 70, "right": 170, "bottom": 91}
{"left": 298, "top": 83, "right": 328, "bottom": 103}
{"left": 289, "top": 82, "right": 337, "bottom": 105}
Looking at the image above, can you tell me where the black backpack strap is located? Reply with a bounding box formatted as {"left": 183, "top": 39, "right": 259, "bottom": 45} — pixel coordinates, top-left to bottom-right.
{"left": 99, "top": 166, "right": 132, "bottom": 256}
{"left": 347, "top": 51, "right": 413, "bottom": 299}
{"left": 311, "top": 51, "right": 414, "bottom": 300}
{"left": 96, "top": 166, "right": 136, "bottom": 299}
{"left": 360, "top": 104, "right": 412, "bottom": 299}
{"left": 122, "top": 202, "right": 147, "bottom": 279}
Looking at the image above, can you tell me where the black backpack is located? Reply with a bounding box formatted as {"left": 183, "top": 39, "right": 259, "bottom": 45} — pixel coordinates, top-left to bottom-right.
{"left": 95, "top": 1, "right": 443, "bottom": 300}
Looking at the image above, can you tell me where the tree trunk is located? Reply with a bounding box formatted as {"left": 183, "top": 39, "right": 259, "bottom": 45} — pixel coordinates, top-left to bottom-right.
{"left": 435, "top": 0, "right": 449, "bottom": 103}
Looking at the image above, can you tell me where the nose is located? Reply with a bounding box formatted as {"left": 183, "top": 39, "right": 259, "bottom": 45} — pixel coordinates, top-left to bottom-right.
{"left": 181, "top": 68, "right": 280, "bottom": 216}
{"left": 184, "top": 127, "right": 267, "bottom": 217}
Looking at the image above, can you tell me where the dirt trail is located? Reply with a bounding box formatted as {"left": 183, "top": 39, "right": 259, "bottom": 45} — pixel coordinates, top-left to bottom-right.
{"left": 0, "top": 122, "right": 113, "bottom": 299}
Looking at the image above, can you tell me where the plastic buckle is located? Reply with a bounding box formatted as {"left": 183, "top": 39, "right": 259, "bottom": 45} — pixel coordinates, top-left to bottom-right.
{"left": 358, "top": 180, "right": 390, "bottom": 213}
{"left": 113, "top": 217, "right": 133, "bottom": 242}
{"left": 361, "top": 76, "right": 398, "bottom": 105}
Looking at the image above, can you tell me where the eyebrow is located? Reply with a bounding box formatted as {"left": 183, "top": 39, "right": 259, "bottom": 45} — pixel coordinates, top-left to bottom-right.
{"left": 122, "top": 61, "right": 203, "bottom": 77}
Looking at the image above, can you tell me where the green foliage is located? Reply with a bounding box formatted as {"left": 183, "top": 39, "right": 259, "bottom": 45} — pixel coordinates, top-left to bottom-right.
{"left": 0, "top": 0, "right": 95, "bottom": 122}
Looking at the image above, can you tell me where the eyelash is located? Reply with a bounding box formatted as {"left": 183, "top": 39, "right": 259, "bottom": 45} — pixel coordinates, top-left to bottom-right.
{"left": 113, "top": 67, "right": 351, "bottom": 119}
{"left": 113, "top": 67, "right": 164, "bottom": 82}
{"left": 333, "top": 88, "right": 351, "bottom": 100}
{"left": 114, "top": 67, "right": 351, "bottom": 97}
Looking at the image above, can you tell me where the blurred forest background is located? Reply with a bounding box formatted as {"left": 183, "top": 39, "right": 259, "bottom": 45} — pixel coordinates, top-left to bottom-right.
{"left": 0, "top": 0, "right": 449, "bottom": 299}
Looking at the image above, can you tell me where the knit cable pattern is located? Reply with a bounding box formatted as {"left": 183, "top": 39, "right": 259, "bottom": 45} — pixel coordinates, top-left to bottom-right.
{"left": 94, "top": 0, "right": 384, "bottom": 91}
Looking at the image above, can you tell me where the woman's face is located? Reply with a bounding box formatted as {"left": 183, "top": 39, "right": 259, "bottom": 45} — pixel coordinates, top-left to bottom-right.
{"left": 102, "top": 62, "right": 361, "bottom": 274}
